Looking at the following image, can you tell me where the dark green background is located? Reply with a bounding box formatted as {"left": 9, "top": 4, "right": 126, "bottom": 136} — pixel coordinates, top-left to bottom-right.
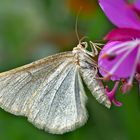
{"left": 0, "top": 0, "right": 139, "bottom": 140}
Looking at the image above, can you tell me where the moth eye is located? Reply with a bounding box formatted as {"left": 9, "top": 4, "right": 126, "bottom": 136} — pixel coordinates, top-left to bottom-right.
{"left": 81, "top": 43, "right": 86, "bottom": 48}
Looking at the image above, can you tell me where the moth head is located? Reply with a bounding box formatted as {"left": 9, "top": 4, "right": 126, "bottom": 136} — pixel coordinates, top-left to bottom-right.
{"left": 78, "top": 42, "right": 88, "bottom": 49}
{"left": 72, "top": 42, "right": 88, "bottom": 54}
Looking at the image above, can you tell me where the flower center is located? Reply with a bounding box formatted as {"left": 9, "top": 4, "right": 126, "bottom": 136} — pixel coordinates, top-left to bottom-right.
{"left": 101, "top": 40, "right": 140, "bottom": 93}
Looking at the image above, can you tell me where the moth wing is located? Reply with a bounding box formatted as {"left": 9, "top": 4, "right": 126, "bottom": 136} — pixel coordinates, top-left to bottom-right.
{"left": 79, "top": 61, "right": 111, "bottom": 108}
{"left": 28, "top": 64, "right": 87, "bottom": 134}
{"left": 0, "top": 52, "right": 87, "bottom": 134}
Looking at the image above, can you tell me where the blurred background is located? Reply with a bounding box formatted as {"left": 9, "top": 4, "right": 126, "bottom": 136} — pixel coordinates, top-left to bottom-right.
{"left": 0, "top": 0, "right": 140, "bottom": 140}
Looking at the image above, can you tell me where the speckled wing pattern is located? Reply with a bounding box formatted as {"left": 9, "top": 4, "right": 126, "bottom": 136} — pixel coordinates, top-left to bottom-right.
{"left": 0, "top": 52, "right": 87, "bottom": 134}
{"left": 80, "top": 65, "right": 111, "bottom": 108}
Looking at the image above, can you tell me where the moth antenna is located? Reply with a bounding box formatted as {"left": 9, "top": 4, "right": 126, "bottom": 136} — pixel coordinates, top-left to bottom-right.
{"left": 75, "top": 7, "right": 83, "bottom": 44}
{"left": 75, "top": 11, "right": 80, "bottom": 43}
{"left": 79, "top": 36, "right": 89, "bottom": 43}
{"left": 75, "top": 14, "right": 89, "bottom": 44}
{"left": 75, "top": 8, "right": 90, "bottom": 44}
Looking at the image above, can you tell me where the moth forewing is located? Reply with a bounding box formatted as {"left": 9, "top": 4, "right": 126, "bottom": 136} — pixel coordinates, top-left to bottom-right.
{"left": 0, "top": 52, "right": 74, "bottom": 116}
{"left": 0, "top": 52, "right": 73, "bottom": 77}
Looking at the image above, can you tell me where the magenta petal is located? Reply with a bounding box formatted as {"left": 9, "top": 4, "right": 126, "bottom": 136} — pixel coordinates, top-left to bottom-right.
{"left": 98, "top": 41, "right": 138, "bottom": 80}
{"left": 104, "top": 28, "right": 140, "bottom": 41}
{"left": 135, "top": 0, "right": 140, "bottom": 10}
{"left": 105, "top": 82, "right": 122, "bottom": 107}
{"left": 129, "top": 3, "right": 140, "bottom": 17}
{"left": 121, "top": 83, "right": 132, "bottom": 93}
{"left": 137, "top": 63, "right": 140, "bottom": 74}
{"left": 99, "top": 0, "right": 140, "bottom": 29}
{"left": 112, "top": 99, "right": 122, "bottom": 107}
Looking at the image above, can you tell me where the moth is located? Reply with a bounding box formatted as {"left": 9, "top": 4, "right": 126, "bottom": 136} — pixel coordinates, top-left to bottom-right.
{"left": 0, "top": 41, "right": 111, "bottom": 134}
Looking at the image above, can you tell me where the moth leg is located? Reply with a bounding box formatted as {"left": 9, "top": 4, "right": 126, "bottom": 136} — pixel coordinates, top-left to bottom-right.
{"left": 91, "top": 66, "right": 98, "bottom": 78}
{"left": 81, "top": 41, "right": 100, "bottom": 57}
{"left": 90, "top": 41, "right": 104, "bottom": 50}
{"left": 94, "top": 77, "right": 104, "bottom": 80}
{"left": 89, "top": 41, "right": 99, "bottom": 56}
{"left": 81, "top": 42, "right": 96, "bottom": 57}
{"left": 92, "top": 66, "right": 104, "bottom": 80}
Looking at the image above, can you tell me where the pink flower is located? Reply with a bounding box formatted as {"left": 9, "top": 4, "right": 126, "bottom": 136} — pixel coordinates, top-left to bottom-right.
{"left": 98, "top": 0, "right": 140, "bottom": 106}
{"left": 99, "top": 0, "right": 140, "bottom": 29}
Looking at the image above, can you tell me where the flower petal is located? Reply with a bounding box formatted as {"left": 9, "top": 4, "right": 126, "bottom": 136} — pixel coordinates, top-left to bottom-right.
{"left": 104, "top": 28, "right": 140, "bottom": 41}
{"left": 99, "top": 0, "right": 140, "bottom": 29}
{"left": 135, "top": 0, "right": 140, "bottom": 10}
{"left": 112, "top": 99, "right": 122, "bottom": 107}
{"left": 105, "top": 81, "right": 122, "bottom": 107}
{"left": 137, "top": 63, "right": 140, "bottom": 74}
{"left": 98, "top": 41, "right": 138, "bottom": 80}
{"left": 129, "top": 3, "right": 140, "bottom": 17}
